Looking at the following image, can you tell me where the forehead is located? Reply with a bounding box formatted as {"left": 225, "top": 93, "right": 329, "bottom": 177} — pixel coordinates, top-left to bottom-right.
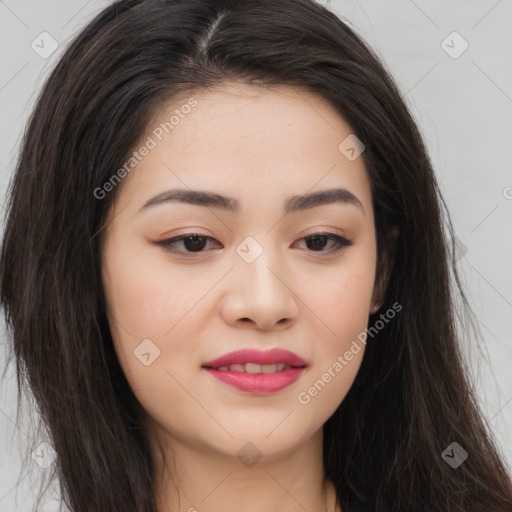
{"left": 149, "top": 82, "right": 354, "bottom": 156}
{"left": 112, "top": 82, "right": 373, "bottom": 220}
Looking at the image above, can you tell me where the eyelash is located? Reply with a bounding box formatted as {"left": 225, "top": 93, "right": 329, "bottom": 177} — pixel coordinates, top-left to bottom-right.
{"left": 156, "top": 229, "right": 353, "bottom": 256}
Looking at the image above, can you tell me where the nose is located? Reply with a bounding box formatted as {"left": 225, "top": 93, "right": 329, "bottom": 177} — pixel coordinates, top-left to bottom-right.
{"left": 219, "top": 248, "right": 299, "bottom": 331}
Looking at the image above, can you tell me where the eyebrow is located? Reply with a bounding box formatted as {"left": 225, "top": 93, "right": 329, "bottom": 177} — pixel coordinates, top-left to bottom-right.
{"left": 138, "top": 187, "right": 365, "bottom": 215}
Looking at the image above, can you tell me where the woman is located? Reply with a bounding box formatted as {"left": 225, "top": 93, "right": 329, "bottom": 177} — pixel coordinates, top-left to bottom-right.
{"left": 1, "top": 0, "right": 511, "bottom": 511}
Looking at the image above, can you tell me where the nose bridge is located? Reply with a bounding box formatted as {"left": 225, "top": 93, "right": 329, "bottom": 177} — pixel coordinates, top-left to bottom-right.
{"left": 221, "top": 233, "right": 298, "bottom": 330}
{"left": 235, "top": 234, "right": 288, "bottom": 300}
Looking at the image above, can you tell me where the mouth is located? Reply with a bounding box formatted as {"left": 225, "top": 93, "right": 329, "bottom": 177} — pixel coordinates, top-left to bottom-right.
{"left": 201, "top": 349, "right": 307, "bottom": 394}
{"left": 207, "top": 362, "right": 296, "bottom": 373}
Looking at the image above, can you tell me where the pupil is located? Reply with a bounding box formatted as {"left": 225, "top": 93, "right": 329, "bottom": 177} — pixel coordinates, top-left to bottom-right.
{"left": 185, "top": 236, "right": 206, "bottom": 252}
{"left": 308, "top": 235, "right": 327, "bottom": 251}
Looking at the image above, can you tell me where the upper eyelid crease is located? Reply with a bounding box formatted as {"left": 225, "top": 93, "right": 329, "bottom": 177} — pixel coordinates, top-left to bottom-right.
{"left": 138, "top": 188, "right": 365, "bottom": 216}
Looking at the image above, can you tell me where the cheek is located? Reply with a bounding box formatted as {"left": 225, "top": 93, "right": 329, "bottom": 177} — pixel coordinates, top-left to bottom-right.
{"left": 102, "top": 237, "right": 194, "bottom": 336}
{"left": 101, "top": 237, "right": 212, "bottom": 407}
{"left": 296, "top": 272, "right": 372, "bottom": 416}
{"left": 291, "top": 249, "right": 375, "bottom": 415}
{"left": 303, "top": 253, "right": 376, "bottom": 351}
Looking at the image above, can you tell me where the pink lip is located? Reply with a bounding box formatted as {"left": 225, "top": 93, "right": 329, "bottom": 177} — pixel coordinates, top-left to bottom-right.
{"left": 202, "top": 349, "right": 307, "bottom": 394}
{"left": 203, "top": 368, "right": 305, "bottom": 393}
{"left": 202, "top": 348, "right": 307, "bottom": 368}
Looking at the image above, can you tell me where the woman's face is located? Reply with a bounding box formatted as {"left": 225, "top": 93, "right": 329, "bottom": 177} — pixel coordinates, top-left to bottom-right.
{"left": 101, "top": 82, "right": 377, "bottom": 462}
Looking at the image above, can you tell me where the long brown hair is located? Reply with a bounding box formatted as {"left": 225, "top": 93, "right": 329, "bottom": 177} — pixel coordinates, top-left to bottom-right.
{"left": 1, "top": 0, "right": 511, "bottom": 510}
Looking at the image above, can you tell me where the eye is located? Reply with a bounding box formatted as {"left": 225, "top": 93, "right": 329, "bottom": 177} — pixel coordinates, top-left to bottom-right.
{"left": 156, "top": 233, "right": 219, "bottom": 254}
{"left": 156, "top": 230, "right": 353, "bottom": 255}
{"left": 295, "top": 229, "right": 354, "bottom": 253}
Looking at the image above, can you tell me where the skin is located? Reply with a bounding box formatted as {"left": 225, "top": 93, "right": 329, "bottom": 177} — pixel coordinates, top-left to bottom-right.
{"left": 100, "top": 82, "right": 383, "bottom": 512}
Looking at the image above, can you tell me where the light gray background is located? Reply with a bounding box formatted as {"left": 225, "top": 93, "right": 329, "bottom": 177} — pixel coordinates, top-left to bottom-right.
{"left": 1, "top": 0, "right": 511, "bottom": 510}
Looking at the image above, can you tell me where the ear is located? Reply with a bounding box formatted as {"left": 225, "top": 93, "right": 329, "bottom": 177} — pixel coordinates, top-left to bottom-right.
{"left": 370, "top": 226, "right": 399, "bottom": 314}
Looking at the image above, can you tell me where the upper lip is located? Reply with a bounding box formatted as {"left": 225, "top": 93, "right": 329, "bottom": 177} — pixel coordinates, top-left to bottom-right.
{"left": 202, "top": 348, "right": 307, "bottom": 368}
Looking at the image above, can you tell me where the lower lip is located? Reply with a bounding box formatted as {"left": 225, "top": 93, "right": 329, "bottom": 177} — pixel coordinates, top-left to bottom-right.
{"left": 203, "top": 367, "right": 305, "bottom": 393}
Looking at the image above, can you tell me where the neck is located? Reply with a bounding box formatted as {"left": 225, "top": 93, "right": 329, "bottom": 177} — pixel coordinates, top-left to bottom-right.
{"left": 150, "top": 427, "right": 339, "bottom": 512}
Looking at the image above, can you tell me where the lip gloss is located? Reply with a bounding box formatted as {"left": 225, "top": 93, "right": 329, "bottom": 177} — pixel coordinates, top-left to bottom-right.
{"left": 203, "top": 367, "right": 305, "bottom": 393}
